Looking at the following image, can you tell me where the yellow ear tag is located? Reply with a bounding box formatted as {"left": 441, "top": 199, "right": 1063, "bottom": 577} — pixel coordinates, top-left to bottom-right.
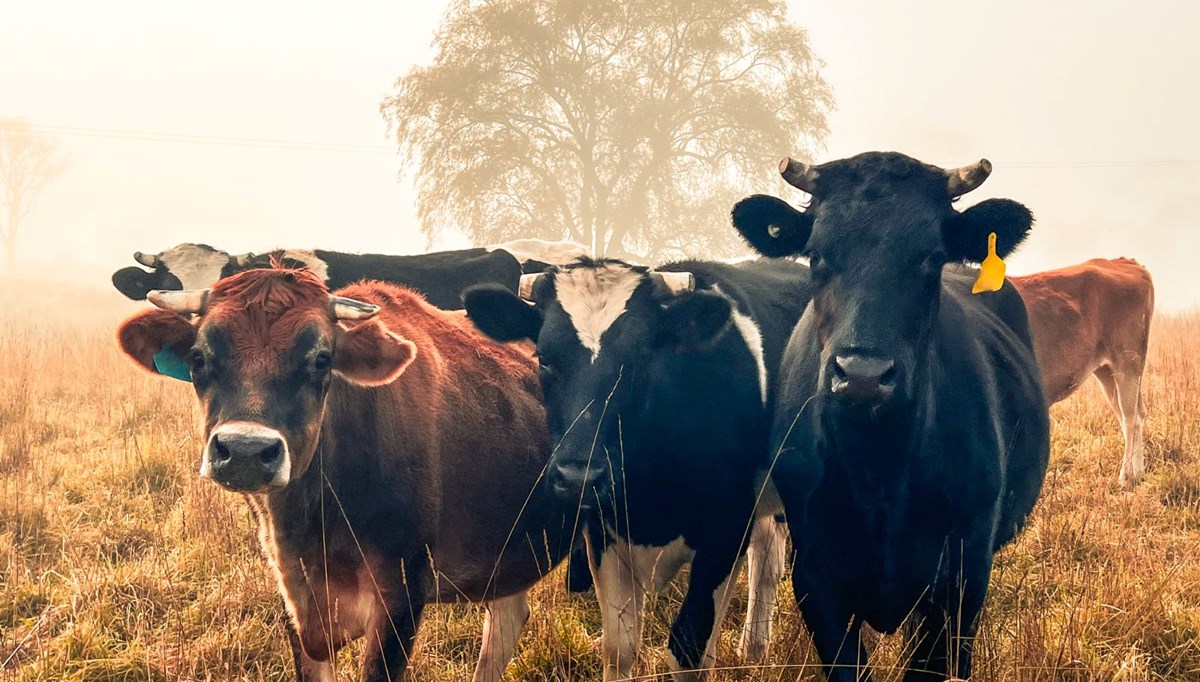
{"left": 971, "top": 232, "right": 1005, "bottom": 294}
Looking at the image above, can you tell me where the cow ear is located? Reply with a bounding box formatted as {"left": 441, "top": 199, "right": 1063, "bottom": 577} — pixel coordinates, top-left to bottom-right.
{"left": 463, "top": 284, "right": 544, "bottom": 342}
{"left": 334, "top": 321, "right": 416, "bottom": 386}
{"left": 945, "top": 199, "right": 1034, "bottom": 262}
{"left": 730, "top": 195, "right": 813, "bottom": 258}
{"left": 117, "top": 309, "right": 197, "bottom": 380}
{"left": 112, "top": 267, "right": 167, "bottom": 301}
{"left": 656, "top": 291, "right": 733, "bottom": 352}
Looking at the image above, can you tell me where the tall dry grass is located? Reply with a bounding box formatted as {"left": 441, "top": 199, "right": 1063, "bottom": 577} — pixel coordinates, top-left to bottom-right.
{"left": 0, "top": 287, "right": 1197, "bottom": 681}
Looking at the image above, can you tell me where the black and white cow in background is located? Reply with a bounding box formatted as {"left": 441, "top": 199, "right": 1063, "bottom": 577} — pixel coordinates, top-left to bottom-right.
{"left": 464, "top": 257, "right": 812, "bottom": 680}
{"left": 731, "top": 152, "right": 1051, "bottom": 681}
{"left": 110, "top": 239, "right": 587, "bottom": 308}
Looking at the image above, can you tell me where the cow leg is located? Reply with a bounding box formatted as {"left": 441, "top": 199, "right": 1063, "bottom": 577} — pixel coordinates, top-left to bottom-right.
{"left": 793, "top": 567, "right": 871, "bottom": 682}
{"left": 284, "top": 612, "right": 335, "bottom": 682}
{"left": 471, "top": 591, "right": 531, "bottom": 682}
{"left": 566, "top": 544, "right": 595, "bottom": 592}
{"left": 738, "top": 514, "right": 786, "bottom": 663}
{"left": 1096, "top": 364, "right": 1148, "bottom": 487}
{"left": 904, "top": 554, "right": 991, "bottom": 682}
{"left": 904, "top": 598, "right": 983, "bottom": 682}
{"left": 590, "top": 533, "right": 647, "bottom": 681}
{"left": 1114, "top": 367, "right": 1148, "bottom": 488}
{"left": 298, "top": 657, "right": 336, "bottom": 682}
{"left": 1094, "top": 365, "right": 1122, "bottom": 418}
{"left": 359, "top": 564, "right": 429, "bottom": 682}
{"left": 665, "top": 536, "right": 744, "bottom": 681}
{"left": 589, "top": 531, "right": 689, "bottom": 681}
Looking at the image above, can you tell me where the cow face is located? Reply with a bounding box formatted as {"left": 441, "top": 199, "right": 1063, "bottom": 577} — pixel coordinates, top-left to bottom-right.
{"left": 465, "top": 261, "right": 722, "bottom": 512}
{"left": 117, "top": 269, "right": 415, "bottom": 493}
{"left": 731, "top": 152, "right": 1033, "bottom": 410}
{"left": 112, "top": 244, "right": 237, "bottom": 300}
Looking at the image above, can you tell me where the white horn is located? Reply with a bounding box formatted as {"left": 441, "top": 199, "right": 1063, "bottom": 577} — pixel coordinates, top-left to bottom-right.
{"left": 330, "top": 296, "right": 380, "bottom": 321}
{"left": 651, "top": 271, "right": 695, "bottom": 296}
{"left": 946, "top": 158, "right": 993, "bottom": 197}
{"left": 133, "top": 251, "right": 158, "bottom": 267}
{"left": 233, "top": 252, "right": 256, "bottom": 267}
{"left": 780, "top": 157, "right": 819, "bottom": 193}
{"left": 518, "top": 273, "right": 544, "bottom": 301}
{"left": 148, "top": 289, "right": 209, "bottom": 315}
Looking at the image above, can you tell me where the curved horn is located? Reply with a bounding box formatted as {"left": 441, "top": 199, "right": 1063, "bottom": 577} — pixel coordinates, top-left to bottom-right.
{"left": 518, "top": 273, "right": 545, "bottom": 301}
{"left": 148, "top": 288, "right": 209, "bottom": 315}
{"left": 133, "top": 251, "right": 158, "bottom": 268}
{"left": 330, "top": 296, "right": 380, "bottom": 321}
{"left": 946, "top": 158, "right": 993, "bottom": 197}
{"left": 650, "top": 271, "right": 695, "bottom": 296}
{"left": 779, "top": 157, "right": 818, "bottom": 193}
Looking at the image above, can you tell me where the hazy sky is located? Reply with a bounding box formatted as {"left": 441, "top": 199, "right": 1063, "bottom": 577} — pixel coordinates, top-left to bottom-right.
{"left": 2, "top": 0, "right": 1198, "bottom": 309}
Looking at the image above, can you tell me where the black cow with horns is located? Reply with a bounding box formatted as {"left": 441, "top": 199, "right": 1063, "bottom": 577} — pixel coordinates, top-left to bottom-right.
{"left": 730, "top": 152, "right": 1050, "bottom": 681}
{"left": 464, "top": 257, "right": 811, "bottom": 680}
{"left": 110, "top": 239, "right": 587, "bottom": 309}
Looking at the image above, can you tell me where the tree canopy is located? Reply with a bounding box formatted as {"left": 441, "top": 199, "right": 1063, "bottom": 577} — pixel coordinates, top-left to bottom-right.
{"left": 383, "top": 0, "right": 831, "bottom": 260}
{"left": 0, "top": 120, "right": 68, "bottom": 268}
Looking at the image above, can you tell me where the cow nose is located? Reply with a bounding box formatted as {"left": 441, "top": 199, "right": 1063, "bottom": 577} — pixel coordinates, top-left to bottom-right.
{"left": 831, "top": 354, "right": 896, "bottom": 403}
{"left": 550, "top": 462, "right": 608, "bottom": 506}
{"left": 204, "top": 425, "right": 290, "bottom": 492}
{"left": 213, "top": 432, "right": 283, "bottom": 466}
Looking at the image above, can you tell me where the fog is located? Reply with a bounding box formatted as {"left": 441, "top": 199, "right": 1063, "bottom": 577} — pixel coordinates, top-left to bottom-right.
{"left": 2, "top": 0, "right": 1197, "bottom": 309}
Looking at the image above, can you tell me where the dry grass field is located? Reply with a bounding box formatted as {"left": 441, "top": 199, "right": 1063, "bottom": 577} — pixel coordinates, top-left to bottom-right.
{"left": 1, "top": 282, "right": 1198, "bottom": 681}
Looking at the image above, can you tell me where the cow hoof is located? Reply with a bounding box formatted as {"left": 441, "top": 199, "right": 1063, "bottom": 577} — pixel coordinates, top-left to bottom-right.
{"left": 1119, "top": 469, "right": 1144, "bottom": 489}
{"left": 737, "top": 637, "right": 768, "bottom": 663}
{"left": 666, "top": 651, "right": 712, "bottom": 682}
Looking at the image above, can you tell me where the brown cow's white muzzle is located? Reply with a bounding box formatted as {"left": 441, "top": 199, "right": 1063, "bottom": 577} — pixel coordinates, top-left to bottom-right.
{"left": 202, "top": 422, "right": 291, "bottom": 493}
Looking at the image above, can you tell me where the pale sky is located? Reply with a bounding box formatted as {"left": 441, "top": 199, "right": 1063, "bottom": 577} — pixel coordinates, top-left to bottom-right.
{"left": 2, "top": 0, "right": 1197, "bottom": 309}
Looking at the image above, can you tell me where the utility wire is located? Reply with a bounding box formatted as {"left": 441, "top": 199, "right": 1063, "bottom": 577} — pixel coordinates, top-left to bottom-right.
{"left": 3, "top": 121, "right": 1200, "bottom": 168}
{"left": 0, "top": 122, "right": 395, "bottom": 155}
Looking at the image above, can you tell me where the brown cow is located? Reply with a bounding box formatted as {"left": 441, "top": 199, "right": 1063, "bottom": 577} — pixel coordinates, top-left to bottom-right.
{"left": 1011, "top": 258, "right": 1155, "bottom": 487}
{"left": 116, "top": 268, "right": 571, "bottom": 682}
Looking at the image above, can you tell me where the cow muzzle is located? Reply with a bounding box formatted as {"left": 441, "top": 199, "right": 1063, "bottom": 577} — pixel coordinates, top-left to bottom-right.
{"left": 829, "top": 353, "right": 897, "bottom": 406}
{"left": 550, "top": 461, "right": 609, "bottom": 509}
{"left": 202, "top": 422, "right": 291, "bottom": 493}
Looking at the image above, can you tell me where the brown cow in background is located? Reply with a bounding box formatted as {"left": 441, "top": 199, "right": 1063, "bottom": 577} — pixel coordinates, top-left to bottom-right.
{"left": 116, "top": 268, "right": 570, "bottom": 682}
{"left": 1012, "top": 258, "right": 1155, "bottom": 487}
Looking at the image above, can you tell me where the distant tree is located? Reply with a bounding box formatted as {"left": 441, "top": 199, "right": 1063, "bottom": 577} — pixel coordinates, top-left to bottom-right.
{"left": 0, "top": 120, "right": 68, "bottom": 268}
{"left": 383, "top": 0, "right": 831, "bottom": 260}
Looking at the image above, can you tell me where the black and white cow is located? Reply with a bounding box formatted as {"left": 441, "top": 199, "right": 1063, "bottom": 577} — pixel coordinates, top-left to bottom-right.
{"left": 730, "top": 152, "right": 1051, "bottom": 681}
{"left": 464, "top": 257, "right": 811, "bottom": 680}
{"left": 111, "top": 239, "right": 587, "bottom": 308}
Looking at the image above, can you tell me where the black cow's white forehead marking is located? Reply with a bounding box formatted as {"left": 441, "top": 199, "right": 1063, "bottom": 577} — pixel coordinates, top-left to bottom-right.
{"left": 553, "top": 263, "right": 644, "bottom": 361}
{"left": 158, "top": 244, "right": 233, "bottom": 289}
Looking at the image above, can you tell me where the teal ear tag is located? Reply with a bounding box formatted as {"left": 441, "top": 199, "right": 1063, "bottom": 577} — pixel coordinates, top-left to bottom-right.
{"left": 153, "top": 345, "right": 192, "bottom": 382}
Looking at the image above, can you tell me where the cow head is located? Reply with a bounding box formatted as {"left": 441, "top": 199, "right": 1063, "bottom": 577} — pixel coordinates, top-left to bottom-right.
{"left": 464, "top": 259, "right": 732, "bottom": 512}
{"left": 116, "top": 268, "right": 415, "bottom": 493}
{"left": 731, "top": 152, "right": 1033, "bottom": 410}
{"left": 112, "top": 244, "right": 238, "bottom": 300}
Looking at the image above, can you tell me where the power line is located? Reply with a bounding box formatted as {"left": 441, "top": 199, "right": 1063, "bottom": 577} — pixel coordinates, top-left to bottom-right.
{"left": 0, "top": 122, "right": 396, "bottom": 155}
{"left": 3, "top": 122, "right": 1200, "bottom": 168}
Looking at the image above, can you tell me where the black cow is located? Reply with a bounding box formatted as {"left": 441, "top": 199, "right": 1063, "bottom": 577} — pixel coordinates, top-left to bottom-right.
{"left": 112, "top": 244, "right": 523, "bottom": 310}
{"left": 730, "top": 152, "right": 1050, "bottom": 681}
{"left": 464, "top": 257, "right": 811, "bottom": 679}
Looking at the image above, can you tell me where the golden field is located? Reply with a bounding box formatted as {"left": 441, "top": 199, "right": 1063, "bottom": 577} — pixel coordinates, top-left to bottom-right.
{"left": 1, "top": 283, "right": 1198, "bottom": 681}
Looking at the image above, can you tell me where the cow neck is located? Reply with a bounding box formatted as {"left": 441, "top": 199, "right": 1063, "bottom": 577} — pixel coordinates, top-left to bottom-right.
{"left": 819, "top": 341, "right": 938, "bottom": 500}
{"left": 258, "top": 379, "right": 391, "bottom": 561}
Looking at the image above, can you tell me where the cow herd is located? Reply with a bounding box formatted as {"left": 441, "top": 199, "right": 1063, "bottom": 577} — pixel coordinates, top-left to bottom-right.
{"left": 112, "top": 151, "right": 1155, "bottom": 682}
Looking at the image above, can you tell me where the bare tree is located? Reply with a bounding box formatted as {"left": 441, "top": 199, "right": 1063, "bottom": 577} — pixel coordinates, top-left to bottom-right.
{"left": 383, "top": 0, "right": 831, "bottom": 261}
{"left": 0, "top": 120, "right": 69, "bottom": 269}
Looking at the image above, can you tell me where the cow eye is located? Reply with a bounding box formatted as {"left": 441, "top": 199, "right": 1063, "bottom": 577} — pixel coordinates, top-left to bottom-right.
{"left": 807, "top": 251, "right": 829, "bottom": 279}
{"left": 313, "top": 351, "right": 333, "bottom": 374}
{"left": 190, "top": 350, "right": 207, "bottom": 373}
